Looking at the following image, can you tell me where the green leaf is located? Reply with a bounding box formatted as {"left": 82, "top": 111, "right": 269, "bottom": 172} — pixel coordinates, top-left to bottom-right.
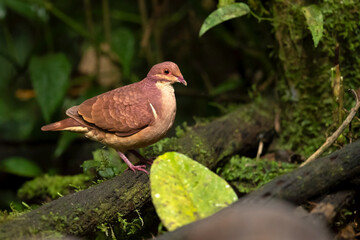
{"left": 0, "top": 157, "right": 42, "bottom": 177}
{"left": 302, "top": 5, "right": 323, "bottom": 47}
{"left": 82, "top": 148, "right": 127, "bottom": 178}
{"left": 210, "top": 79, "right": 241, "bottom": 96}
{"left": 0, "top": 29, "right": 32, "bottom": 90}
{"left": 199, "top": 3, "right": 250, "bottom": 37}
{"left": 218, "top": 0, "right": 235, "bottom": 8}
{"left": 0, "top": 56, "right": 16, "bottom": 91}
{"left": 81, "top": 160, "right": 101, "bottom": 176}
{"left": 0, "top": 0, "right": 47, "bottom": 21}
{"left": 111, "top": 28, "right": 135, "bottom": 78}
{"left": 0, "top": 96, "right": 37, "bottom": 141}
{"left": 0, "top": 2, "right": 6, "bottom": 19}
{"left": 150, "top": 152, "right": 238, "bottom": 231}
{"left": 29, "top": 53, "right": 71, "bottom": 122}
{"left": 0, "top": 0, "right": 36, "bottom": 20}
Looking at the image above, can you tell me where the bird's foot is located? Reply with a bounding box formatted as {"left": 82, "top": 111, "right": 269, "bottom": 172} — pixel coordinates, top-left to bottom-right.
{"left": 118, "top": 151, "right": 149, "bottom": 174}
{"left": 128, "top": 164, "right": 149, "bottom": 174}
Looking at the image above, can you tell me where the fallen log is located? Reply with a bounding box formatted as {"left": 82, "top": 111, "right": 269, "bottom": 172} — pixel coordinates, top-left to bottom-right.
{"left": 0, "top": 104, "right": 274, "bottom": 238}
{"left": 155, "top": 140, "right": 360, "bottom": 239}
{"left": 154, "top": 200, "right": 333, "bottom": 240}
{"left": 309, "top": 189, "right": 356, "bottom": 224}
{"left": 243, "top": 140, "right": 360, "bottom": 204}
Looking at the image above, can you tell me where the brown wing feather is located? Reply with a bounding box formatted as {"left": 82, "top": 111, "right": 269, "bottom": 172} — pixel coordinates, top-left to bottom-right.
{"left": 76, "top": 82, "right": 155, "bottom": 135}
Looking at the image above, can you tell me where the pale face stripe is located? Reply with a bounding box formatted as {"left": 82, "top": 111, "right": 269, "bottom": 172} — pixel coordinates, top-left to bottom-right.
{"left": 153, "top": 74, "right": 177, "bottom": 82}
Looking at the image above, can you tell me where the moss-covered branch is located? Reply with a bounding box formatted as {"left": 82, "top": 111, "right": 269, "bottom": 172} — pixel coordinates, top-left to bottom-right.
{"left": 0, "top": 103, "right": 275, "bottom": 238}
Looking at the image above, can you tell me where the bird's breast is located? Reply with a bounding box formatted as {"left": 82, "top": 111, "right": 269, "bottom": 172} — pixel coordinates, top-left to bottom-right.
{"left": 144, "top": 82, "right": 176, "bottom": 141}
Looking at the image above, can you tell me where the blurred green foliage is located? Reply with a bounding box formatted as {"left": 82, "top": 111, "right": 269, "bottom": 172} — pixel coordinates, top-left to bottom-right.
{"left": 29, "top": 53, "right": 71, "bottom": 122}
{"left": 0, "top": 156, "right": 42, "bottom": 177}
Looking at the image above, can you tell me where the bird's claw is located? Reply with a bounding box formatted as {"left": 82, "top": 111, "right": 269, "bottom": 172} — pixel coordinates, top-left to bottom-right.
{"left": 128, "top": 164, "right": 149, "bottom": 174}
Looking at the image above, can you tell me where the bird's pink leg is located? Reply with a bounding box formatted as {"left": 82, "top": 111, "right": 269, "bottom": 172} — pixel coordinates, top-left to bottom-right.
{"left": 128, "top": 150, "right": 154, "bottom": 165}
{"left": 118, "top": 152, "right": 149, "bottom": 174}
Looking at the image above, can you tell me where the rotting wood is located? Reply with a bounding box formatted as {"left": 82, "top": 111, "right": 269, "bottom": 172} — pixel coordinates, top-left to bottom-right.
{"left": 309, "top": 190, "right": 356, "bottom": 224}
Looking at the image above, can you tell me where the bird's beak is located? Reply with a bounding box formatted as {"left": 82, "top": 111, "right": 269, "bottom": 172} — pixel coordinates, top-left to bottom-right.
{"left": 177, "top": 76, "right": 187, "bottom": 86}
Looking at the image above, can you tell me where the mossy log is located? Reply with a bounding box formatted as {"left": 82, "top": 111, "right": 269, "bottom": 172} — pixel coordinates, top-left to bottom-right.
{"left": 0, "top": 104, "right": 275, "bottom": 238}
{"left": 155, "top": 140, "right": 360, "bottom": 239}
{"left": 244, "top": 140, "right": 360, "bottom": 204}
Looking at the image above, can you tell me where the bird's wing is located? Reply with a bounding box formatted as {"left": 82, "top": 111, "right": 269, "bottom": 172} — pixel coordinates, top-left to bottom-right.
{"left": 73, "top": 83, "right": 156, "bottom": 136}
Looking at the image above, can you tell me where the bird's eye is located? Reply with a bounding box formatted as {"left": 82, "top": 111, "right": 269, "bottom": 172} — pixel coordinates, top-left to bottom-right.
{"left": 164, "top": 69, "right": 169, "bottom": 74}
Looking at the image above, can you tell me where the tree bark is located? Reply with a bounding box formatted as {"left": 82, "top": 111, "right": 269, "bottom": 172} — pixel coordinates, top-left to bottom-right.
{"left": 243, "top": 140, "right": 360, "bottom": 204}
{"left": 309, "top": 189, "right": 356, "bottom": 224}
{"left": 155, "top": 140, "right": 360, "bottom": 239}
{"left": 0, "top": 103, "right": 275, "bottom": 238}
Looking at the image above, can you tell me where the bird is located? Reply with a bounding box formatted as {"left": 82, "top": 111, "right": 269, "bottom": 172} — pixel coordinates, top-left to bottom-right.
{"left": 41, "top": 61, "right": 186, "bottom": 174}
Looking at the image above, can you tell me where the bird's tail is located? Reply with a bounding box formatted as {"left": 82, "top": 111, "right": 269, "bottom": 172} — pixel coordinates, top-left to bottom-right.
{"left": 41, "top": 118, "right": 87, "bottom": 132}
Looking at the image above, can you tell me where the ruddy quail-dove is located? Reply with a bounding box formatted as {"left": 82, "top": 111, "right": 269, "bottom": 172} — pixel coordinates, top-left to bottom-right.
{"left": 41, "top": 61, "right": 186, "bottom": 174}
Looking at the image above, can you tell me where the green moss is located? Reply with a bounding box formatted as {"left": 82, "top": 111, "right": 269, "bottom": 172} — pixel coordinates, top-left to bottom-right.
{"left": 188, "top": 133, "right": 213, "bottom": 165}
{"left": 175, "top": 122, "right": 190, "bottom": 138}
{"left": 0, "top": 202, "right": 31, "bottom": 224}
{"left": 117, "top": 211, "right": 144, "bottom": 236}
{"left": 143, "top": 137, "right": 181, "bottom": 157}
{"left": 48, "top": 212, "right": 68, "bottom": 232}
{"left": 272, "top": 0, "right": 360, "bottom": 157}
{"left": 17, "top": 174, "right": 91, "bottom": 201}
{"left": 218, "top": 156, "right": 297, "bottom": 193}
{"left": 95, "top": 210, "right": 145, "bottom": 239}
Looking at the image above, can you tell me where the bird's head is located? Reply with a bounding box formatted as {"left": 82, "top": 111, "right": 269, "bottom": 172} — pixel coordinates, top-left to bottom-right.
{"left": 147, "top": 61, "right": 187, "bottom": 86}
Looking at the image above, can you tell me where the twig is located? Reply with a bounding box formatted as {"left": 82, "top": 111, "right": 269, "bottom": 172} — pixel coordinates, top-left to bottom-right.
{"left": 41, "top": 1, "right": 90, "bottom": 39}
{"left": 300, "top": 89, "right": 360, "bottom": 167}
{"left": 256, "top": 140, "right": 264, "bottom": 160}
{"left": 84, "top": 0, "right": 95, "bottom": 41}
{"left": 138, "top": 0, "right": 154, "bottom": 63}
{"left": 102, "top": 0, "right": 111, "bottom": 43}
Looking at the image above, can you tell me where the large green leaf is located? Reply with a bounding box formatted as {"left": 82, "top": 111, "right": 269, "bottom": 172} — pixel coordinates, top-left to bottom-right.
{"left": 0, "top": 95, "right": 37, "bottom": 141}
{"left": 0, "top": 29, "right": 32, "bottom": 91}
{"left": 29, "top": 53, "right": 71, "bottom": 122}
{"left": 111, "top": 28, "right": 135, "bottom": 78}
{"left": 199, "top": 3, "right": 250, "bottom": 37}
{"left": 302, "top": 5, "right": 323, "bottom": 48}
{"left": 0, "top": 157, "right": 42, "bottom": 177}
{"left": 0, "top": 0, "right": 47, "bottom": 22}
{"left": 150, "top": 152, "right": 238, "bottom": 231}
{"left": 218, "top": 0, "right": 235, "bottom": 8}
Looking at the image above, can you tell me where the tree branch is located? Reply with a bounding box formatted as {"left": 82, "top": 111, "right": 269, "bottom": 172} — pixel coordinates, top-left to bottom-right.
{"left": 0, "top": 103, "right": 275, "bottom": 238}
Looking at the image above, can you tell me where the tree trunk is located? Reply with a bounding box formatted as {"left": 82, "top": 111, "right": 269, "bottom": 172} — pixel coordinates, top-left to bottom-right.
{"left": 0, "top": 103, "right": 275, "bottom": 238}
